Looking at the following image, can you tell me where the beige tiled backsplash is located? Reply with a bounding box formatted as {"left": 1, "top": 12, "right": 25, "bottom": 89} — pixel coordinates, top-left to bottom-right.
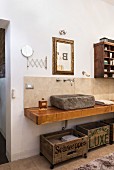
{"left": 24, "top": 77, "right": 114, "bottom": 108}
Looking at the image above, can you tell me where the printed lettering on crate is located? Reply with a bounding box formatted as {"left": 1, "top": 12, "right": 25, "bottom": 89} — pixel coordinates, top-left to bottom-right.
{"left": 40, "top": 129, "right": 88, "bottom": 168}
{"left": 76, "top": 122, "right": 110, "bottom": 150}
{"left": 88, "top": 127, "right": 109, "bottom": 149}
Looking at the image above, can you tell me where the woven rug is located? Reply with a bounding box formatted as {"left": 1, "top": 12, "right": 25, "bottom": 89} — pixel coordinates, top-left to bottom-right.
{"left": 75, "top": 153, "right": 114, "bottom": 170}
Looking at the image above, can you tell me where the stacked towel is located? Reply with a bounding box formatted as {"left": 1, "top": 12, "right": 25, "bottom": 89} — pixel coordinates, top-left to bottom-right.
{"left": 61, "top": 135, "right": 78, "bottom": 142}
{"left": 95, "top": 100, "right": 114, "bottom": 105}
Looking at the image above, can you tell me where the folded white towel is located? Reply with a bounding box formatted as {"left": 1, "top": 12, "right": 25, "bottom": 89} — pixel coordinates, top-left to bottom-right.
{"left": 61, "top": 135, "right": 78, "bottom": 142}
{"left": 95, "top": 100, "right": 114, "bottom": 105}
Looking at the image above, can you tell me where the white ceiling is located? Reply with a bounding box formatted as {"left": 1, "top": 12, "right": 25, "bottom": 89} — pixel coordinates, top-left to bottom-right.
{"left": 102, "top": 0, "right": 114, "bottom": 5}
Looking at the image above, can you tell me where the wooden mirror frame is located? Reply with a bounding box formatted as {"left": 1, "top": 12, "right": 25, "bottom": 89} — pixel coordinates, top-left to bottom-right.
{"left": 52, "top": 37, "right": 74, "bottom": 75}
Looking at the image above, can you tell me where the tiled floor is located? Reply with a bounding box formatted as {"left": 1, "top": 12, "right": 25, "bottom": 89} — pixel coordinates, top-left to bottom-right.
{"left": 0, "top": 132, "right": 8, "bottom": 165}
{"left": 0, "top": 144, "right": 114, "bottom": 170}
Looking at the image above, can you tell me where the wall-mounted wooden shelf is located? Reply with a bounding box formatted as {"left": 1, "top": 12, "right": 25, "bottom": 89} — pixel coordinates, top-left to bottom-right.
{"left": 24, "top": 104, "right": 114, "bottom": 125}
{"left": 94, "top": 41, "right": 114, "bottom": 78}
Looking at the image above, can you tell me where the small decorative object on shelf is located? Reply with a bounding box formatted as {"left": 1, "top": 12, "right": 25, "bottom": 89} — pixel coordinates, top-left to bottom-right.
{"left": 104, "top": 60, "right": 108, "bottom": 65}
{"left": 39, "top": 98, "right": 47, "bottom": 109}
{"left": 110, "top": 53, "right": 112, "bottom": 58}
{"left": 104, "top": 46, "right": 108, "bottom": 50}
{"left": 100, "top": 37, "right": 114, "bottom": 43}
{"left": 104, "top": 74, "right": 108, "bottom": 78}
{"left": 110, "top": 60, "right": 113, "bottom": 65}
{"left": 100, "top": 37, "right": 108, "bottom": 42}
{"left": 94, "top": 40, "right": 114, "bottom": 78}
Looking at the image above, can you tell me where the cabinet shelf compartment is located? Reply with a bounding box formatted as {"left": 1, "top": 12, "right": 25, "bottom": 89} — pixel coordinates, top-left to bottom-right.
{"left": 94, "top": 41, "right": 114, "bottom": 78}
{"left": 104, "top": 57, "right": 114, "bottom": 60}
{"left": 104, "top": 71, "right": 114, "bottom": 73}
{"left": 104, "top": 44, "right": 110, "bottom": 51}
{"left": 104, "top": 50, "right": 114, "bottom": 53}
{"left": 110, "top": 46, "right": 114, "bottom": 51}
{"left": 104, "top": 72, "right": 114, "bottom": 78}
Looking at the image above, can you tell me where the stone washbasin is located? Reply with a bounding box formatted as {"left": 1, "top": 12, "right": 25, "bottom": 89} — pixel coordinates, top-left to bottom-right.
{"left": 50, "top": 94, "right": 95, "bottom": 110}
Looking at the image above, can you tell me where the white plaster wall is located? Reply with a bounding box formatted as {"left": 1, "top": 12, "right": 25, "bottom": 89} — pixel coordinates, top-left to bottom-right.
{"left": 0, "top": 0, "right": 114, "bottom": 161}
{"left": 103, "top": 0, "right": 114, "bottom": 5}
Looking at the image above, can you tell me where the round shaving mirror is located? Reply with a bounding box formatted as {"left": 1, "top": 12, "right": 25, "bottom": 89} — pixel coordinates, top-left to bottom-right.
{"left": 21, "top": 45, "right": 34, "bottom": 58}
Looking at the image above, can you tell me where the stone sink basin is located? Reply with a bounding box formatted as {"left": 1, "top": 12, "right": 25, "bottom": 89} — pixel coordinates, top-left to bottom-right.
{"left": 50, "top": 94, "right": 95, "bottom": 110}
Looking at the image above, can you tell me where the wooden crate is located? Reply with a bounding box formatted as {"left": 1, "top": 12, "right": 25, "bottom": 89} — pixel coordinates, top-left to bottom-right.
{"left": 76, "top": 121, "right": 110, "bottom": 150}
{"left": 40, "top": 129, "right": 88, "bottom": 169}
{"left": 101, "top": 118, "right": 114, "bottom": 144}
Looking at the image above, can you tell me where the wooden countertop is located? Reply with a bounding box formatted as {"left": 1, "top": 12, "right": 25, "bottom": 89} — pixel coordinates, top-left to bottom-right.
{"left": 24, "top": 104, "right": 114, "bottom": 125}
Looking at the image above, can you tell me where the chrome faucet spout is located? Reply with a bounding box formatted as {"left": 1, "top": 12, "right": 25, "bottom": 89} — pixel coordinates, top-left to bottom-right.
{"left": 63, "top": 78, "right": 74, "bottom": 86}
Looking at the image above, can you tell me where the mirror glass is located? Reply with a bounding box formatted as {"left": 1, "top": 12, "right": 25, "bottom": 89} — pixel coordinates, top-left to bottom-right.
{"left": 21, "top": 45, "right": 33, "bottom": 58}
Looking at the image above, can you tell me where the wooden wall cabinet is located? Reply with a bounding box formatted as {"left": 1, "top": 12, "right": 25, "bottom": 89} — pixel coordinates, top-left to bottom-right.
{"left": 94, "top": 41, "right": 114, "bottom": 78}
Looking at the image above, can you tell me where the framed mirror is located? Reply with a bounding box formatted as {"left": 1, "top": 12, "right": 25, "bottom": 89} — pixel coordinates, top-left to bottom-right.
{"left": 52, "top": 37, "right": 74, "bottom": 75}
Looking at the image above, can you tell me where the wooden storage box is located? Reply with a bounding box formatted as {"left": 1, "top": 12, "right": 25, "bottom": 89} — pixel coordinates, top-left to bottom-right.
{"left": 101, "top": 118, "right": 114, "bottom": 144}
{"left": 40, "top": 129, "right": 88, "bottom": 169}
{"left": 76, "top": 121, "right": 110, "bottom": 150}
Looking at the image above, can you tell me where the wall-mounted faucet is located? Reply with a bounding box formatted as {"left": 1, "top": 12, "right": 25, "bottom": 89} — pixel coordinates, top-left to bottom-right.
{"left": 56, "top": 78, "right": 62, "bottom": 82}
{"left": 63, "top": 78, "right": 74, "bottom": 86}
{"left": 56, "top": 78, "right": 75, "bottom": 86}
